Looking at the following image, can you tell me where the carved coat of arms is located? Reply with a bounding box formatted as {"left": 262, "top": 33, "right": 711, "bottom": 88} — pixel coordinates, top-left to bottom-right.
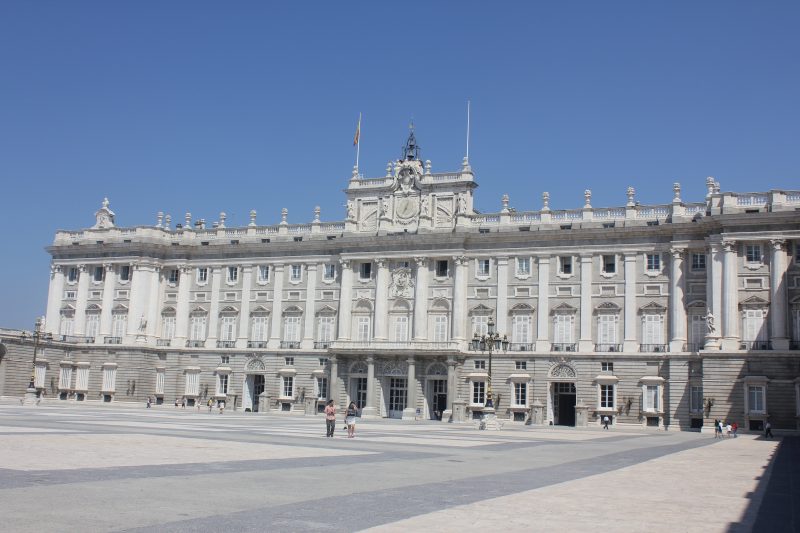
{"left": 390, "top": 267, "right": 414, "bottom": 298}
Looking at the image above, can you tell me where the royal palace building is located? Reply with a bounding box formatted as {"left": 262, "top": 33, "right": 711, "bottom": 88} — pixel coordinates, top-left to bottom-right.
{"left": 2, "top": 131, "right": 800, "bottom": 431}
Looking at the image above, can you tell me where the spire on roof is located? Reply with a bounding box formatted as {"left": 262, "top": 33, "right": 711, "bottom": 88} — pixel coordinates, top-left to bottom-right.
{"left": 402, "top": 121, "right": 421, "bottom": 161}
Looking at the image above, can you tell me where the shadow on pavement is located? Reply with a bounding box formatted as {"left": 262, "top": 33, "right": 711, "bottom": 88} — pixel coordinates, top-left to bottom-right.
{"left": 728, "top": 436, "right": 799, "bottom": 533}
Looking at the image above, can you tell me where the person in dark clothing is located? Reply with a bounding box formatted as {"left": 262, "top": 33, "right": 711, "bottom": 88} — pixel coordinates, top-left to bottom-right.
{"left": 324, "top": 400, "right": 336, "bottom": 437}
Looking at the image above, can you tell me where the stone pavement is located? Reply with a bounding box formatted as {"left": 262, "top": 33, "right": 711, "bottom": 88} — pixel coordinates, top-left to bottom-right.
{"left": 0, "top": 405, "right": 787, "bottom": 532}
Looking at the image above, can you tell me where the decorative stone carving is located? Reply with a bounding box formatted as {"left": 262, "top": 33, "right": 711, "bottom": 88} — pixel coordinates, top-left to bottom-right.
{"left": 349, "top": 361, "right": 368, "bottom": 374}
{"left": 93, "top": 198, "right": 115, "bottom": 229}
{"left": 549, "top": 363, "right": 577, "bottom": 379}
{"left": 390, "top": 267, "right": 414, "bottom": 298}
{"left": 379, "top": 359, "right": 408, "bottom": 376}
{"left": 245, "top": 357, "right": 266, "bottom": 372}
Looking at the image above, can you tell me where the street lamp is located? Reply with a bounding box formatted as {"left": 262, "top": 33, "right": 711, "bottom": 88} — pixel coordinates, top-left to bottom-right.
{"left": 471, "top": 316, "right": 508, "bottom": 409}
{"left": 22, "top": 317, "right": 51, "bottom": 405}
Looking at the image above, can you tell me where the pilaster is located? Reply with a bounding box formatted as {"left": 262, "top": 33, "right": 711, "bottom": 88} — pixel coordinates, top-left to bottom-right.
{"left": 237, "top": 265, "right": 253, "bottom": 348}
{"left": 361, "top": 356, "right": 378, "bottom": 418}
{"left": 669, "top": 248, "right": 687, "bottom": 352}
{"left": 496, "top": 257, "right": 509, "bottom": 335}
{"left": 373, "top": 258, "right": 389, "bottom": 340}
{"left": 535, "top": 256, "right": 551, "bottom": 352}
{"left": 268, "top": 264, "right": 285, "bottom": 349}
{"left": 174, "top": 265, "right": 191, "bottom": 345}
{"left": 98, "top": 264, "right": 116, "bottom": 337}
{"left": 45, "top": 265, "right": 65, "bottom": 335}
{"left": 74, "top": 264, "right": 89, "bottom": 336}
{"left": 770, "top": 239, "right": 789, "bottom": 349}
{"left": 337, "top": 259, "right": 353, "bottom": 340}
{"left": 721, "top": 240, "right": 740, "bottom": 351}
{"left": 206, "top": 266, "right": 222, "bottom": 348}
{"left": 301, "top": 263, "right": 317, "bottom": 350}
{"left": 578, "top": 254, "right": 593, "bottom": 352}
{"left": 402, "top": 357, "right": 417, "bottom": 419}
{"left": 451, "top": 256, "right": 469, "bottom": 342}
{"left": 623, "top": 253, "right": 638, "bottom": 352}
{"left": 413, "top": 257, "right": 429, "bottom": 340}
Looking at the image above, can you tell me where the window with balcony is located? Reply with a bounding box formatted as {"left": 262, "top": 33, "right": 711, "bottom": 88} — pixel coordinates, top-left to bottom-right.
{"left": 392, "top": 315, "right": 409, "bottom": 342}
{"left": 284, "top": 316, "right": 301, "bottom": 344}
{"left": 85, "top": 312, "right": 100, "bottom": 339}
{"left": 219, "top": 316, "right": 237, "bottom": 343}
{"left": 189, "top": 314, "right": 207, "bottom": 342}
{"left": 472, "top": 315, "right": 489, "bottom": 337}
{"left": 249, "top": 314, "right": 268, "bottom": 344}
{"left": 642, "top": 314, "right": 665, "bottom": 351}
{"left": 553, "top": 313, "right": 574, "bottom": 347}
{"left": 433, "top": 315, "right": 448, "bottom": 342}
{"left": 511, "top": 314, "right": 532, "bottom": 349}
{"left": 113, "top": 313, "right": 128, "bottom": 338}
{"left": 742, "top": 308, "right": 768, "bottom": 349}
{"left": 597, "top": 313, "right": 618, "bottom": 351}
{"left": 316, "top": 315, "right": 335, "bottom": 347}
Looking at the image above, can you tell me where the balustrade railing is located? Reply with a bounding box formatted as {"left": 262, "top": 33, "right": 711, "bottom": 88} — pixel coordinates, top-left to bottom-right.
{"left": 639, "top": 344, "right": 669, "bottom": 353}
{"left": 594, "top": 343, "right": 622, "bottom": 352}
{"left": 280, "top": 341, "right": 301, "bottom": 349}
{"left": 247, "top": 341, "right": 268, "bottom": 348}
{"left": 186, "top": 340, "right": 205, "bottom": 348}
{"left": 551, "top": 343, "right": 576, "bottom": 352}
{"left": 104, "top": 337, "right": 122, "bottom": 345}
{"left": 508, "top": 343, "right": 534, "bottom": 352}
{"left": 330, "top": 340, "right": 459, "bottom": 351}
{"left": 217, "top": 340, "right": 236, "bottom": 348}
{"left": 740, "top": 340, "right": 772, "bottom": 351}
{"left": 683, "top": 343, "right": 703, "bottom": 352}
{"left": 156, "top": 339, "right": 172, "bottom": 347}
{"left": 314, "top": 341, "right": 333, "bottom": 349}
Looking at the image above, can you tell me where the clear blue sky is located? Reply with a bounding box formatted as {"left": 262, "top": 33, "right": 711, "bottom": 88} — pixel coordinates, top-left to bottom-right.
{"left": 1, "top": 1, "right": 798, "bottom": 330}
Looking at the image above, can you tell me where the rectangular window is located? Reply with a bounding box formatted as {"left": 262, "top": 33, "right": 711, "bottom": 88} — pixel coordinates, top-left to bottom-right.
{"left": 197, "top": 267, "right": 208, "bottom": 284}
{"left": 472, "top": 315, "right": 489, "bottom": 336}
{"left": 113, "top": 314, "right": 128, "bottom": 338}
{"left": 316, "top": 377, "right": 328, "bottom": 399}
{"left": 218, "top": 374, "right": 229, "bottom": 395}
{"left": 690, "top": 386, "right": 703, "bottom": 412}
{"left": 600, "top": 384, "right": 614, "bottom": 408}
{"left": 597, "top": 315, "right": 617, "bottom": 347}
{"left": 168, "top": 269, "right": 179, "bottom": 284}
{"left": 317, "top": 316, "right": 335, "bottom": 342}
{"left": 742, "top": 309, "right": 767, "bottom": 342}
{"left": 64, "top": 290, "right": 77, "bottom": 299}
{"left": 433, "top": 315, "right": 448, "bottom": 342}
{"left": 392, "top": 315, "right": 409, "bottom": 342}
{"left": 602, "top": 255, "right": 615, "bottom": 274}
{"left": 358, "top": 262, "right": 372, "bottom": 280}
{"left": 60, "top": 315, "right": 74, "bottom": 337}
{"left": 553, "top": 314, "right": 574, "bottom": 344}
{"left": 643, "top": 314, "right": 665, "bottom": 345}
{"left": 250, "top": 315, "right": 268, "bottom": 341}
{"left": 514, "top": 382, "right": 528, "bottom": 406}
{"left": 645, "top": 385, "right": 659, "bottom": 411}
{"left": 516, "top": 257, "right": 530, "bottom": 276}
{"left": 227, "top": 266, "right": 239, "bottom": 283}
{"left": 515, "top": 360, "right": 527, "bottom": 370}
{"left": 474, "top": 360, "right": 486, "bottom": 370}
{"left": 601, "top": 361, "right": 614, "bottom": 372}
{"left": 284, "top": 316, "right": 301, "bottom": 342}
{"left": 512, "top": 315, "right": 531, "bottom": 344}
{"left": 356, "top": 316, "right": 371, "bottom": 341}
{"left": 559, "top": 256, "right": 572, "bottom": 275}
{"left": 284, "top": 357, "right": 294, "bottom": 366}
{"left": 102, "top": 367, "right": 117, "bottom": 392}
{"left": 85, "top": 314, "right": 99, "bottom": 338}
{"left": 159, "top": 315, "right": 175, "bottom": 339}
{"left": 691, "top": 253, "right": 706, "bottom": 271}
{"left": 93, "top": 266, "right": 104, "bottom": 282}
{"left": 472, "top": 381, "right": 486, "bottom": 404}
{"left": 283, "top": 376, "right": 294, "bottom": 398}
{"left": 435, "top": 260, "right": 449, "bottom": 278}
{"left": 221, "top": 355, "right": 230, "bottom": 364}
{"left": 477, "top": 259, "right": 490, "bottom": 277}
{"left": 189, "top": 316, "right": 207, "bottom": 341}
{"left": 220, "top": 316, "right": 236, "bottom": 341}
{"left": 119, "top": 265, "right": 131, "bottom": 281}
{"left": 748, "top": 386, "right": 765, "bottom": 412}
{"left": 689, "top": 314, "right": 706, "bottom": 349}
{"left": 745, "top": 244, "right": 762, "bottom": 264}
{"left": 258, "top": 265, "right": 270, "bottom": 283}
{"left": 290, "top": 264, "right": 302, "bottom": 281}
{"left": 323, "top": 264, "right": 336, "bottom": 280}
{"left": 646, "top": 254, "right": 661, "bottom": 272}
{"left": 67, "top": 267, "right": 79, "bottom": 283}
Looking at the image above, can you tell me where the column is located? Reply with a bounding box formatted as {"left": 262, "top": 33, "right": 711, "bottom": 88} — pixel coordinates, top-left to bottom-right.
{"left": 578, "top": 254, "right": 593, "bottom": 351}
{"left": 443, "top": 356, "right": 457, "bottom": 420}
{"left": 329, "top": 355, "right": 339, "bottom": 406}
{"left": 300, "top": 263, "right": 318, "bottom": 349}
{"left": 770, "top": 239, "right": 789, "bottom": 350}
{"left": 268, "top": 264, "right": 285, "bottom": 349}
{"left": 705, "top": 240, "right": 723, "bottom": 348}
{"left": 451, "top": 256, "right": 469, "bottom": 342}
{"left": 362, "top": 356, "right": 378, "bottom": 418}
{"left": 402, "top": 357, "right": 417, "bottom": 419}
{"left": 237, "top": 265, "right": 253, "bottom": 348}
{"left": 146, "top": 266, "right": 162, "bottom": 343}
{"left": 413, "top": 257, "right": 429, "bottom": 340}
{"left": 99, "top": 263, "right": 116, "bottom": 337}
{"left": 174, "top": 266, "right": 191, "bottom": 346}
{"left": 44, "top": 265, "right": 65, "bottom": 335}
{"left": 535, "top": 256, "right": 551, "bottom": 352}
{"left": 206, "top": 266, "right": 222, "bottom": 348}
{"left": 721, "top": 240, "right": 740, "bottom": 350}
{"left": 623, "top": 253, "right": 638, "bottom": 352}
{"left": 669, "top": 248, "right": 687, "bottom": 352}
{"left": 337, "top": 259, "right": 353, "bottom": 340}
{"left": 74, "top": 264, "right": 89, "bottom": 336}
{"left": 496, "top": 257, "right": 509, "bottom": 334}
{"left": 373, "top": 259, "right": 389, "bottom": 340}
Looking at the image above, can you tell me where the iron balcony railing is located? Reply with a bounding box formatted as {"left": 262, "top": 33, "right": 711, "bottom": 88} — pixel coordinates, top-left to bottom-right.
{"left": 594, "top": 343, "right": 622, "bottom": 352}
{"left": 103, "top": 337, "right": 122, "bottom": 345}
{"left": 186, "top": 340, "right": 205, "bottom": 348}
{"left": 216, "top": 340, "right": 236, "bottom": 348}
{"left": 314, "top": 341, "right": 333, "bottom": 349}
{"left": 551, "top": 343, "right": 576, "bottom": 352}
{"left": 247, "top": 341, "right": 268, "bottom": 348}
{"left": 639, "top": 344, "right": 669, "bottom": 353}
{"left": 740, "top": 341, "right": 772, "bottom": 351}
{"left": 280, "top": 341, "right": 301, "bottom": 349}
{"left": 509, "top": 343, "right": 535, "bottom": 352}
{"left": 156, "top": 339, "right": 172, "bottom": 347}
{"left": 683, "top": 343, "right": 703, "bottom": 352}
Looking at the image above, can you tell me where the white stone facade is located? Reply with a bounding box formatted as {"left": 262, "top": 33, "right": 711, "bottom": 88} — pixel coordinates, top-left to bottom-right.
{"left": 3, "top": 134, "right": 800, "bottom": 431}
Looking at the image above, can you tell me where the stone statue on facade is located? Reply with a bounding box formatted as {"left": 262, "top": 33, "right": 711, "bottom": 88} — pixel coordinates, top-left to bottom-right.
{"left": 457, "top": 194, "right": 467, "bottom": 215}
{"left": 420, "top": 195, "right": 429, "bottom": 217}
{"left": 704, "top": 308, "right": 716, "bottom": 335}
{"left": 346, "top": 201, "right": 355, "bottom": 221}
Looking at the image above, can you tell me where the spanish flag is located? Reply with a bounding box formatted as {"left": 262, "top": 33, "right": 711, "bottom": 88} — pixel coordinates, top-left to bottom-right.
{"left": 353, "top": 114, "right": 361, "bottom": 146}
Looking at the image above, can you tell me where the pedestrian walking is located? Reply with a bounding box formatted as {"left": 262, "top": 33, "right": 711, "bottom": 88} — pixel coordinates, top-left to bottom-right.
{"left": 324, "top": 400, "right": 336, "bottom": 437}
{"left": 345, "top": 401, "right": 358, "bottom": 438}
{"left": 602, "top": 415, "right": 610, "bottom": 430}
{"left": 765, "top": 421, "right": 773, "bottom": 439}
{"left": 713, "top": 419, "right": 720, "bottom": 439}
{"left": 726, "top": 423, "right": 732, "bottom": 437}
{"left": 207, "top": 398, "right": 213, "bottom": 412}
{"left": 146, "top": 397, "right": 151, "bottom": 408}
{"left": 732, "top": 422, "right": 738, "bottom": 438}
{"left": 719, "top": 420, "right": 725, "bottom": 438}
{"left": 219, "top": 401, "right": 225, "bottom": 414}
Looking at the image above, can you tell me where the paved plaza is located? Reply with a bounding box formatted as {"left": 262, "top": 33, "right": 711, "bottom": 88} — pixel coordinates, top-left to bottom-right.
{"left": 0, "top": 405, "right": 794, "bottom": 532}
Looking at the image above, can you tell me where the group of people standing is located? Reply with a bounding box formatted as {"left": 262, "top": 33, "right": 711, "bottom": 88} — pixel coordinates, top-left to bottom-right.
{"left": 713, "top": 419, "right": 738, "bottom": 438}
{"left": 324, "top": 400, "right": 359, "bottom": 438}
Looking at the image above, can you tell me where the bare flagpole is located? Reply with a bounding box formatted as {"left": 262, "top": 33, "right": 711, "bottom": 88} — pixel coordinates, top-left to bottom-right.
{"left": 354, "top": 112, "right": 362, "bottom": 170}
{"left": 466, "top": 99, "right": 471, "bottom": 162}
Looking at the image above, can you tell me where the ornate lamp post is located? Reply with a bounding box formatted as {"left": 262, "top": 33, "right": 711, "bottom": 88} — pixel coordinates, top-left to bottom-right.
{"left": 22, "top": 317, "right": 50, "bottom": 405}
{"left": 471, "top": 316, "right": 508, "bottom": 410}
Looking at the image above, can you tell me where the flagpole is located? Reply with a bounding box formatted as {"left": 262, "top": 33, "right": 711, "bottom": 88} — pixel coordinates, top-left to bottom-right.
{"left": 466, "top": 100, "right": 471, "bottom": 161}
{"left": 355, "top": 112, "right": 362, "bottom": 170}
